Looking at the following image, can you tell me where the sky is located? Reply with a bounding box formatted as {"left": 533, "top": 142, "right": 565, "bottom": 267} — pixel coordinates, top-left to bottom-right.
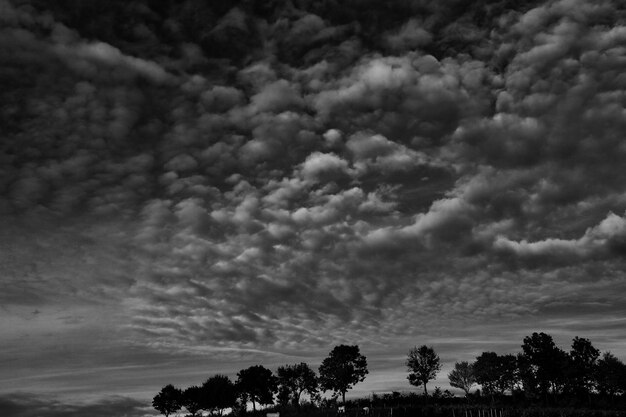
{"left": 1, "top": 0, "right": 626, "bottom": 415}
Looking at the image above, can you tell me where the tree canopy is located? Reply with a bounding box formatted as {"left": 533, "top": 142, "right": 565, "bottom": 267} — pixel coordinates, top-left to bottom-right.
{"left": 473, "top": 352, "right": 518, "bottom": 396}
{"left": 181, "top": 385, "right": 204, "bottom": 417}
{"left": 319, "top": 344, "right": 368, "bottom": 404}
{"left": 520, "top": 332, "right": 569, "bottom": 399}
{"left": 152, "top": 384, "right": 182, "bottom": 417}
{"left": 277, "top": 362, "right": 319, "bottom": 407}
{"left": 596, "top": 352, "right": 626, "bottom": 398}
{"left": 568, "top": 336, "right": 600, "bottom": 398}
{"left": 448, "top": 361, "right": 476, "bottom": 396}
{"left": 236, "top": 365, "right": 277, "bottom": 411}
{"left": 406, "top": 345, "right": 442, "bottom": 396}
{"left": 202, "top": 374, "right": 238, "bottom": 415}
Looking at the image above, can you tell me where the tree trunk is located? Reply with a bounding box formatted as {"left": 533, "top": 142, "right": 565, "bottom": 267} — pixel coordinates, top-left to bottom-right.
{"left": 343, "top": 391, "right": 346, "bottom": 404}
{"left": 252, "top": 399, "right": 256, "bottom": 412}
{"left": 423, "top": 382, "right": 428, "bottom": 396}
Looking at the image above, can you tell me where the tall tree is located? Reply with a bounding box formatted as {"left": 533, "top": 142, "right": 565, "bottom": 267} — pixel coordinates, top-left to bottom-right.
{"left": 277, "top": 384, "right": 292, "bottom": 407}
{"left": 448, "top": 361, "right": 476, "bottom": 396}
{"left": 202, "top": 374, "right": 238, "bottom": 416}
{"left": 595, "top": 352, "right": 626, "bottom": 399}
{"left": 406, "top": 345, "right": 442, "bottom": 396}
{"left": 181, "top": 386, "right": 204, "bottom": 417}
{"left": 521, "top": 332, "right": 569, "bottom": 400}
{"left": 473, "top": 352, "right": 501, "bottom": 396}
{"left": 236, "top": 365, "right": 277, "bottom": 411}
{"left": 152, "top": 384, "right": 182, "bottom": 417}
{"left": 497, "top": 354, "right": 520, "bottom": 394}
{"left": 568, "top": 337, "right": 600, "bottom": 399}
{"left": 277, "top": 362, "right": 319, "bottom": 407}
{"left": 517, "top": 352, "right": 538, "bottom": 395}
{"left": 319, "top": 344, "right": 368, "bottom": 404}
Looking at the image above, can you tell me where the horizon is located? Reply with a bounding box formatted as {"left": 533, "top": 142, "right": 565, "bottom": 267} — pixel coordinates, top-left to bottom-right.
{"left": 1, "top": 0, "right": 626, "bottom": 416}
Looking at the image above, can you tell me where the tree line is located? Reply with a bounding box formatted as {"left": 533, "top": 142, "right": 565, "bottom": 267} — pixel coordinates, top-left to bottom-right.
{"left": 444, "top": 332, "right": 626, "bottom": 405}
{"left": 153, "top": 333, "right": 626, "bottom": 416}
{"left": 153, "top": 345, "right": 367, "bottom": 416}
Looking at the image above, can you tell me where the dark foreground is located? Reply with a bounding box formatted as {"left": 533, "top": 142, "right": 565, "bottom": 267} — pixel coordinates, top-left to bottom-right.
{"left": 259, "top": 394, "right": 626, "bottom": 417}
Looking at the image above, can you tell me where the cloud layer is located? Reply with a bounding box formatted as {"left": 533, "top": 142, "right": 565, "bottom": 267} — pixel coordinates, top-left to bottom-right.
{"left": 1, "top": 0, "right": 626, "bottom": 411}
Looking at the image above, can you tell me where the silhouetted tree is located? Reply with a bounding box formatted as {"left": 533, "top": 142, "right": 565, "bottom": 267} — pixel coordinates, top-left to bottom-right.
{"left": 568, "top": 337, "right": 600, "bottom": 400}
{"left": 595, "top": 352, "right": 626, "bottom": 399}
{"left": 521, "top": 332, "right": 569, "bottom": 401}
{"left": 474, "top": 352, "right": 519, "bottom": 398}
{"left": 448, "top": 361, "right": 476, "bottom": 396}
{"left": 277, "top": 384, "right": 291, "bottom": 407}
{"left": 473, "top": 352, "right": 501, "bottom": 396}
{"left": 277, "top": 362, "right": 319, "bottom": 407}
{"left": 517, "top": 351, "right": 537, "bottom": 396}
{"left": 202, "top": 374, "right": 238, "bottom": 416}
{"left": 406, "top": 345, "right": 442, "bottom": 396}
{"left": 153, "top": 384, "right": 182, "bottom": 417}
{"left": 236, "top": 365, "right": 277, "bottom": 411}
{"left": 498, "top": 354, "right": 519, "bottom": 394}
{"left": 319, "top": 344, "right": 368, "bottom": 404}
{"left": 181, "top": 385, "right": 204, "bottom": 417}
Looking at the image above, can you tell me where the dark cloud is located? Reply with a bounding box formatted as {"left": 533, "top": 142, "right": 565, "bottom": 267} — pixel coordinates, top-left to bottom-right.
{"left": 494, "top": 211, "right": 626, "bottom": 263}
{"left": 0, "top": 393, "right": 153, "bottom": 417}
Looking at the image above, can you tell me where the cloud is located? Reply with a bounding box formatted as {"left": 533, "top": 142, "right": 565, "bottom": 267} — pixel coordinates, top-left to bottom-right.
{"left": 362, "top": 194, "right": 474, "bottom": 252}
{"left": 495, "top": 211, "right": 626, "bottom": 260}
{"left": 200, "top": 85, "right": 245, "bottom": 112}
{"left": 299, "top": 152, "right": 352, "bottom": 183}
{"left": 288, "top": 14, "right": 327, "bottom": 43}
{"left": 0, "top": 393, "right": 153, "bottom": 417}
{"left": 55, "top": 41, "right": 172, "bottom": 83}
{"left": 309, "top": 52, "right": 488, "bottom": 147}
{"left": 250, "top": 79, "right": 305, "bottom": 113}
{"left": 452, "top": 114, "right": 546, "bottom": 167}
{"left": 346, "top": 131, "right": 434, "bottom": 176}
{"left": 384, "top": 18, "right": 432, "bottom": 52}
